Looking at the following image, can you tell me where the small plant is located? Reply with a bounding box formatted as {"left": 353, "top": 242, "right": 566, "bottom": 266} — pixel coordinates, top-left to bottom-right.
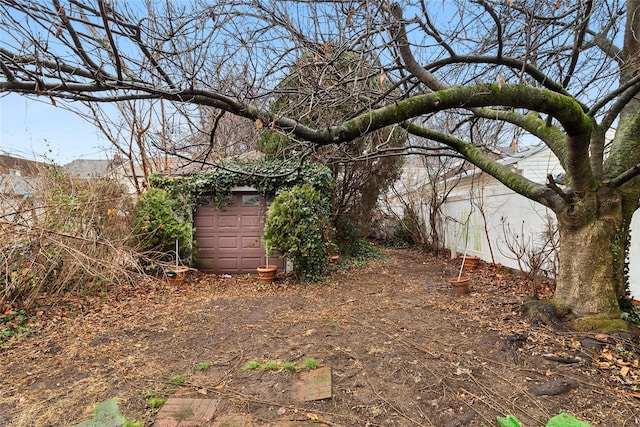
{"left": 147, "top": 396, "right": 166, "bottom": 409}
{"left": 242, "top": 358, "right": 320, "bottom": 372}
{"left": 281, "top": 362, "right": 297, "bottom": 372}
{"left": 134, "top": 188, "right": 193, "bottom": 262}
{"left": 300, "top": 357, "right": 319, "bottom": 370}
{"left": 170, "top": 374, "right": 188, "bottom": 385}
{"left": 75, "top": 398, "right": 142, "bottom": 427}
{"left": 242, "top": 360, "right": 262, "bottom": 371}
{"left": 195, "top": 362, "right": 211, "bottom": 371}
{"left": 262, "top": 361, "right": 279, "bottom": 371}
{"left": 0, "top": 310, "right": 38, "bottom": 345}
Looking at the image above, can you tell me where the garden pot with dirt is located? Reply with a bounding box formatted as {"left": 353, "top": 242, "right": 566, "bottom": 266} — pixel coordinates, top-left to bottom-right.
{"left": 458, "top": 255, "right": 480, "bottom": 271}
{"left": 257, "top": 265, "right": 278, "bottom": 284}
{"left": 165, "top": 265, "right": 190, "bottom": 286}
{"left": 449, "top": 276, "right": 471, "bottom": 295}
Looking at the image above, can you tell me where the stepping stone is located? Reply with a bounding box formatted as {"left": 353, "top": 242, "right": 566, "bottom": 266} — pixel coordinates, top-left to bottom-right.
{"left": 155, "top": 398, "right": 220, "bottom": 426}
{"left": 296, "top": 366, "right": 332, "bottom": 401}
{"left": 211, "top": 414, "right": 255, "bottom": 427}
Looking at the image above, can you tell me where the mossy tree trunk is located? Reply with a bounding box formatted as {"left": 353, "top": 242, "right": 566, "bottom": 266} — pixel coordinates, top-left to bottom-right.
{"left": 554, "top": 190, "right": 626, "bottom": 322}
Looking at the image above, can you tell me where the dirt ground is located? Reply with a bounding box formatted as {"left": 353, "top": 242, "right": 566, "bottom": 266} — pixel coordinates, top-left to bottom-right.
{"left": 1, "top": 247, "right": 640, "bottom": 427}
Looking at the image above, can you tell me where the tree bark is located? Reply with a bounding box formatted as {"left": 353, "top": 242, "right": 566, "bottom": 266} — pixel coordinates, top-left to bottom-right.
{"left": 554, "top": 189, "right": 624, "bottom": 321}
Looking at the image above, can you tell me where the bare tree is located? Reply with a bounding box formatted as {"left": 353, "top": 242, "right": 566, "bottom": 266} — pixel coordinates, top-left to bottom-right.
{"left": 2, "top": 0, "right": 639, "bottom": 325}
{"left": 500, "top": 215, "right": 559, "bottom": 298}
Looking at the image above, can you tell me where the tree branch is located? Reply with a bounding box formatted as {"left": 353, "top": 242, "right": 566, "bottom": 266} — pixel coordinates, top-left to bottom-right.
{"left": 546, "top": 174, "right": 572, "bottom": 204}
{"left": 404, "top": 121, "right": 566, "bottom": 211}
{"left": 389, "top": 3, "right": 447, "bottom": 91}
{"left": 609, "top": 162, "right": 640, "bottom": 188}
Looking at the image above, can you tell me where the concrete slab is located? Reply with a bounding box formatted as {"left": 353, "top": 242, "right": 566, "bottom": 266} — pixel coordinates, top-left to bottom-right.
{"left": 155, "top": 398, "right": 220, "bottom": 426}
{"left": 211, "top": 413, "right": 255, "bottom": 426}
{"left": 295, "top": 366, "right": 332, "bottom": 401}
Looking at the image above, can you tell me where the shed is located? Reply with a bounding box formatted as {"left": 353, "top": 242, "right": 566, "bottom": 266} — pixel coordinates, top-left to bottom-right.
{"left": 193, "top": 189, "right": 285, "bottom": 274}
{"left": 151, "top": 158, "right": 334, "bottom": 276}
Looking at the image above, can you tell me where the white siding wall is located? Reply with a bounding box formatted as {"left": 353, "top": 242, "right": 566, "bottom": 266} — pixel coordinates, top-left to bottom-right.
{"left": 629, "top": 211, "right": 640, "bottom": 300}
{"left": 438, "top": 173, "right": 640, "bottom": 301}
{"left": 442, "top": 179, "right": 557, "bottom": 274}
{"left": 387, "top": 147, "right": 640, "bottom": 301}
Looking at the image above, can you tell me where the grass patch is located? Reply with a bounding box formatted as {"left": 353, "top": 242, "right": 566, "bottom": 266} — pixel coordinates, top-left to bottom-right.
{"left": 242, "top": 360, "right": 262, "bottom": 371}
{"left": 300, "top": 357, "right": 319, "bottom": 370}
{"left": 262, "top": 360, "right": 280, "bottom": 371}
{"left": 281, "top": 362, "right": 297, "bottom": 372}
{"left": 241, "top": 357, "right": 320, "bottom": 373}
{"left": 195, "top": 362, "right": 211, "bottom": 371}
{"left": 147, "top": 396, "right": 166, "bottom": 409}
{"left": 170, "top": 374, "right": 189, "bottom": 385}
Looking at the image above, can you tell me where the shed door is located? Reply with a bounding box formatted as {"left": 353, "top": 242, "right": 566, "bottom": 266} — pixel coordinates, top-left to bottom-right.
{"left": 194, "top": 193, "right": 283, "bottom": 274}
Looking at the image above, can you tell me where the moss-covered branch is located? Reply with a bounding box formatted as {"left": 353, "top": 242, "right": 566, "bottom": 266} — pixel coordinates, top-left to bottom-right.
{"left": 404, "top": 122, "right": 567, "bottom": 211}
{"left": 473, "top": 108, "right": 569, "bottom": 169}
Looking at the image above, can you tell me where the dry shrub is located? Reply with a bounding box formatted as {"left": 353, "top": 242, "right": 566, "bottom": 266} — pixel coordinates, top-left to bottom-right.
{"left": 0, "top": 165, "right": 143, "bottom": 307}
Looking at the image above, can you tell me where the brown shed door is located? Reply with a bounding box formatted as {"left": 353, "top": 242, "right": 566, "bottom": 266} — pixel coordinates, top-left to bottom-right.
{"left": 194, "top": 193, "right": 283, "bottom": 274}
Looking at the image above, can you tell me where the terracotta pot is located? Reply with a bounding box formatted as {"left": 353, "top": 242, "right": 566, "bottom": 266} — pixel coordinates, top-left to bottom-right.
{"left": 257, "top": 264, "right": 278, "bottom": 284}
{"left": 329, "top": 254, "right": 340, "bottom": 264}
{"left": 449, "top": 276, "right": 470, "bottom": 295}
{"left": 459, "top": 255, "right": 480, "bottom": 271}
{"left": 165, "top": 265, "right": 190, "bottom": 286}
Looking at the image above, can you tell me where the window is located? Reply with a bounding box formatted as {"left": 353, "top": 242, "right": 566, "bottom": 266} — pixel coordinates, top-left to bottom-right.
{"left": 242, "top": 194, "right": 260, "bottom": 206}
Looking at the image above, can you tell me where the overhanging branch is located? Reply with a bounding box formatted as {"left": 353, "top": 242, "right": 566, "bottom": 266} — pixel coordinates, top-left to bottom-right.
{"left": 403, "top": 121, "right": 567, "bottom": 211}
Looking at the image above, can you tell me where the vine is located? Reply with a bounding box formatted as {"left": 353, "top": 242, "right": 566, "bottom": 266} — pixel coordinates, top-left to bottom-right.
{"left": 142, "top": 158, "right": 335, "bottom": 272}
{"left": 149, "top": 157, "right": 334, "bottom": 206}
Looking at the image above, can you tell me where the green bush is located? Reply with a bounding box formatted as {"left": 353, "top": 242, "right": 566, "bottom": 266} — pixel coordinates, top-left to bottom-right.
{"left": 134, "top": 188, "right": 193, "bottom": 262}
{"left": 263, "top": 184, "right": 331, "bottom": 280}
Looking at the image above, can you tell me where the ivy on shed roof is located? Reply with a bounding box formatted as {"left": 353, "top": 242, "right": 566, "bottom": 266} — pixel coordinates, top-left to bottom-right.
{"left": 149, "top": 157, "right": 335, "bottom": 207}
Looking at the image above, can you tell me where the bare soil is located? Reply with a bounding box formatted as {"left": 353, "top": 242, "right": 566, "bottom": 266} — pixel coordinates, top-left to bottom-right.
{"left": 1, "top": 247, "right": 639, "bottom": 426}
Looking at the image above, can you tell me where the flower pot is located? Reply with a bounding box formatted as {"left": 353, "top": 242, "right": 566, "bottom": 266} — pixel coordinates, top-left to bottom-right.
{"left": 329, "top": 254, "right": 340, "bottom": 264}
{"left": 257, "top": 264, "right": 278, "bottom": 284}
{"left": 449, "top": 276, "right": 470, "bottom": 295}
{"left": 165, "top": 265, "right": 190, "bottom": 286}
{"left": 459, "top": 255, "right": 480, "bottom": 271}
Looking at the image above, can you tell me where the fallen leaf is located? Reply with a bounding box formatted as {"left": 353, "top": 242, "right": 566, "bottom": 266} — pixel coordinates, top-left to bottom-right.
{"left": 621, "top": 366, "right": 630, "bottom": 377}
{"left": 455, "top": 367, "right": 472, "bottom": 376}
{"left": 307, "top": 413, "right": 319, "bottom": 421}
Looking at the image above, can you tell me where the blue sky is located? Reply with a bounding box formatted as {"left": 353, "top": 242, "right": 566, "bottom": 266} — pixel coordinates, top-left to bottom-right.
{"left": 0, "top": 93, "right": 111, "bottom": 164}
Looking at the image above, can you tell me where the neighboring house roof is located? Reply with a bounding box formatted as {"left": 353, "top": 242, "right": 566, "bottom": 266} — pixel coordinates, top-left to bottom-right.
{"left": 0, "top": 154, "right": 45, "bottom": 197}
{"left": 63, "top": 159, "right": 113, "bottom": 178}
{"left": 0, "top": 154, "right": 45, "bottom": 177}
{"left": 443, "top": 144, "right": 558, "bottom": 185}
